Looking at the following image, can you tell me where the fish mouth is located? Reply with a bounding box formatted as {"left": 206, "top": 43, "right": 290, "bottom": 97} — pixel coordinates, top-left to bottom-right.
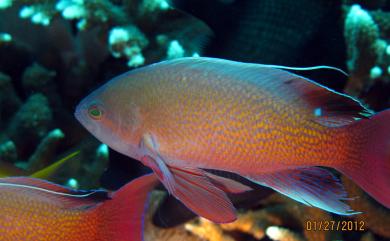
{"left": 74, "top": 101, "right": 91, "bottom": 131}
{"left": 74, "top": 104, "right": 84, "bottom": 124}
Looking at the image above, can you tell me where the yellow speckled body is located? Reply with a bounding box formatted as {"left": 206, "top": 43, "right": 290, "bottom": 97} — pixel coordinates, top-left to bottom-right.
{"left": 96, "top": 58, "right": 353, "bottom": 175}
{"left": 0, "top": 175, "right": 157, "bottom": 241}
{"left": 75, "top": 57, "right": 390, "bottom": 221}
{"left": 0, "top": 184, "right": 101, "bottom": 241}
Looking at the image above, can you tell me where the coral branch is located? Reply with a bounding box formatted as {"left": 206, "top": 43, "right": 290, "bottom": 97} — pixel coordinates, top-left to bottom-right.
{"left": 343, "top": 3, "right": 390, "bottom": 109}
{"left": 266, "top": 226, "right": 305, "bottom": 241}
{"left": 26, "top": 128, "right": 64, "bottom": 171}
{"left": 0, "top": 140, "right": 17, "bottom": 163}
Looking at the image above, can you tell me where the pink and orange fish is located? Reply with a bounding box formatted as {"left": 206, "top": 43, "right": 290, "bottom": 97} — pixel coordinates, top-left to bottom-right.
{"left": 0, "top": 174, "right": 157, "bottom": 240}
{"left": 75, "top": 57, "right": 390, "bottom": 223}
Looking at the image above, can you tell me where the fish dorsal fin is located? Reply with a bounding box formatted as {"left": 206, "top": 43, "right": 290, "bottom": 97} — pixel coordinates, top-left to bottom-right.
{"left": 262, "top": 64, "right": 348, "bottom": 77}
{"left": 0, "top": 177, "right": 109, "bottom": 209}
{"left": 281, "top": 76, "right": 373, "bottom": 126}
{"left": 157, "top": 57, "right": 372, "bottom": 127}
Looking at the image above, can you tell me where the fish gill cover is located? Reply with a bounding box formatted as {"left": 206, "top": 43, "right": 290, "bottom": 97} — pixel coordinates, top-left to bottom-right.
{"left": 0, "top": 0, "right": 389, "bottom": 241}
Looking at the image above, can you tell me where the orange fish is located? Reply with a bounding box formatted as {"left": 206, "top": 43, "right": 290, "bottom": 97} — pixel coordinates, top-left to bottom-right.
{"left": 75, "top": 57, "right": 390, "bottom": 223}
{"left": 0, "top": 174, "right": 157, "bottom": 240}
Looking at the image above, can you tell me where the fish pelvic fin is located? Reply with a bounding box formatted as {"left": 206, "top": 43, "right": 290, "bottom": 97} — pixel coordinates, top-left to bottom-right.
{"left": 140, "top": 133, "right": 242, "bottom": 223}
{"left": 245, "top": 167, "right": 360, "bottom": 215}
{"left": 205, "top": 171, "right": 252, "bottom": 194}
{"left": 168, "top": 165, "right": 237, "bottom": 223}
{"left": 337, "top": 109, "right": 390, "bottom": 209}
{"left": 98, "top": 174, "right": 158, "bottom": 241}
{"left": 263, "top": 64, "right": 348, "bottom": 77}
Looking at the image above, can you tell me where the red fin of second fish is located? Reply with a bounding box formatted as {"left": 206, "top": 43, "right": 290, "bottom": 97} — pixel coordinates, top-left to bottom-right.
{"left": 337, "top": 109, "right": 390, "bottom": 209}
{"left": 1, "top": 175, "right": 157, "bottom": 241}
{"left": 0, "top": 177, "right": 109, "bottom": 208}
{"left": 245, "top": 167, "right": 360, "bottom": 215}
{"left": 98, "top": 174, "right": 158, "bottom": 241}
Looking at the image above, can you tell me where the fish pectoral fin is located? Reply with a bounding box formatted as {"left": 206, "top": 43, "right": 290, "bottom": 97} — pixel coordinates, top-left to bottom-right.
{"left": 141, "top": 155, "right": 176, "bottom": 194}
{"left": 205, "top": 171, "right": 252, "bottom": 194}
{"left": 140, "top": 133, "right": 176, "bottom": 193}
{"left": 140, "top": 133, "right": 237, "bottom": 223}
{"left": 169, "top": 166, "right": 237, "bottom": 223}
{"left": 245, "top": 167, "right": 361, "bottom": 215}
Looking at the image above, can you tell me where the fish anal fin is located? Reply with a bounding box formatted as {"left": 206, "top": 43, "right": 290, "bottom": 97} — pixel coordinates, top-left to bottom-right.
{"left": 170, "top": 166, "right": 237, "bottom": 223}
{"left": 245, "top": 167, "right": 360, "bottom": 215}
{"left": 205, "top": 172, "right": 252, "bottom": 194}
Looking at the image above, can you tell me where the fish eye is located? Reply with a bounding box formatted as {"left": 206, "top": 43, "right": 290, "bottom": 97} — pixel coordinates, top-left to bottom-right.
{"left": 87, "top": 104, "right": 103, "bottom": 120}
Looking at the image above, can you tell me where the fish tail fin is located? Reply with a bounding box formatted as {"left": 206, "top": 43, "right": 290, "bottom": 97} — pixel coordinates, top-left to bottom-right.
{"left": 98, "top": 174, "right": 158, "bottom": 241}
{"left": 338, "top": 109, "right": 390, "bottom": 208}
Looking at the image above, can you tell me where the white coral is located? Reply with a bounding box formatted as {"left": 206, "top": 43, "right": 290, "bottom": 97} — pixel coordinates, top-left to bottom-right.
{"left": 167, "top": 40, "right": 185, "bottom": 59}
{"left": 108, "top": 26, "right": 148, "bottom": 67}
{"left": 0, "top": 0, "right": 12, "bottom": 9}
{"left": 19, "top": 5, "right": 52, "bottom": 26}
{"left": 141, "top": 0, "right": 170, "bottom": 13}
{"left": 0, "top": 33, "right": 12, "bottom": 43}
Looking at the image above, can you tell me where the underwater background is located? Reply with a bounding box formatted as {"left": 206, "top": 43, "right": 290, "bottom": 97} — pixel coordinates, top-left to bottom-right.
{"left": 0, "top": 0, "right": 389, "bottom": 241}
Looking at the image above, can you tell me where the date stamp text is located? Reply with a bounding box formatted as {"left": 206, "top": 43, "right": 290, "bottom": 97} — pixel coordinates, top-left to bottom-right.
{"left": 305, "top": 220, "right": 365, "bottom": 231}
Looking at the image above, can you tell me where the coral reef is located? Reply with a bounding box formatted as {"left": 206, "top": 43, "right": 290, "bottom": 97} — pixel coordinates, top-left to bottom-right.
{"left": 0, "top": 0, "right": 209, "bottom": 189}
{"left": 0, "top": 140, "right": 17, "bottom": 163}
{"left": 186, "top": 218, "right": 236, "bottom": 241}
{"left": 266, "top": 226, "right": 305, "bottom": 241}
{"left": 21, "top": 128, "right": 65, "bottom": 171}
{"left": 0, "top": 72, "right": 21, "bottom": 126}
{"left": 220, "top": 209, "right": 283, "bottom": 239}
{"left": 0, "top": 0, "right": 209, "bottom": 67}
{"left": 6, "top": 93, "right": 53, "bottom": 152}
{"left": 343, "top": 2, "right": 390, "bottom": 109}
{"left": 0, "top": 67, "right": 108, "bottom": 188}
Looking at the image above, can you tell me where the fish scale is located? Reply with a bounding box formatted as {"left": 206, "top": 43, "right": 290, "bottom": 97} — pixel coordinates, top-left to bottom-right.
{"left": 139, "top": 69, "right": 339, "bottom": 171}
{"left": 76, "top": 57, "right": 390, "bottom": 223}
{"left": 0, "top": 175, "right": 157, "bottom": 240}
